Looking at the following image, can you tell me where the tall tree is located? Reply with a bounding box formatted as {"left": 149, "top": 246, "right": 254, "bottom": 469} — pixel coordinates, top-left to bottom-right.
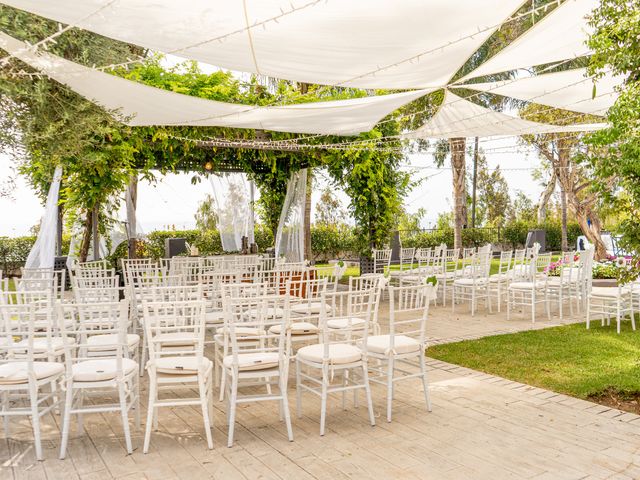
{"left": 584, "top": 0, "right": 640, "bottom": 256}
{"left": 521, "top": 106, "right": 609, "bottom": 258}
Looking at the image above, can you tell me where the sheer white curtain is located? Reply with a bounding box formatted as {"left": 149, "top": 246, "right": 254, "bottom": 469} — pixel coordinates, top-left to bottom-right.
{"left": 210, "top": 173, "right": 253, "bottom": 252}
{"left": 275, "top": 169, "right": 307, "bottom": 263}
{"left": 25, "top": 165, "right": 62, "bottom": 269}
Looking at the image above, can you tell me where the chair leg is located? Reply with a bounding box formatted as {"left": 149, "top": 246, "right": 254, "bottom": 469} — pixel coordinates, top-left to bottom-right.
{"left": 386, "top": 356, "right": 394, "bottom": 423}
{"left": 143, "top": 377, "right": 156, "bottom": 454}
{"left": 280, "top": 375, "right": 294, "bottom": 442}
{"left": 2, "top": 392, "right": 10, "bottom": 437}
{"left": 320, "top": 367, "right": 328, "bottom": 436}
{"left": 418, "top": 353, "right": 432, "bottom": 412}
{"left": 28, "top": 383, "right": 43, "bottom": 461}
{"left": 362, "top": 362, "right": 376, "bottom": 428}
{"left": 227, "top": 375, "right": 238, "bottom": 448}
{"left": 295, "top": 358, "right": 302, "bottom": 419}
{"left": 118, "top": 383, "right": 133, "bottom": 455}
{"left": 586, "top": 296, "right": 591, "bottom": 329}
{"left": 59, "top": 383, "right": 74, "bottom": 459}
{"left": 199, "top": 375, "right": 214, "bottom": 449}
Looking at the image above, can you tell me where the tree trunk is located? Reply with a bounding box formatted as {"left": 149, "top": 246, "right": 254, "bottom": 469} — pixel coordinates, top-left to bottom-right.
{"left": 127, "top": 176, "right": 138, "bottom": 259}
{"left": 471, "top": 136, "right": 478, "bottom": 228}
{"left": 79, "top": 209, "right": 93, "bottom": 263}
{"left": 303, "top": 169, "right": 312, "bottom": 262}
{"left": 574, "top": 207, "right": 608, "bottom": 260}
{"left": 450, "top": 138, "right": 467, "bottom": 252}
{"left": 56, "top": 204, "right": 64, "bottom": 257}
{"left": 559, "top": 186, "right": 568, "bottom": 252}
{"left": 537, "top": 170, "right": 556, "bottom": 224}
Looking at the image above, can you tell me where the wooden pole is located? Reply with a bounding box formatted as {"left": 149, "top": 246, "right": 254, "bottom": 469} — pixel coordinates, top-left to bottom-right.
{"left": 127, "top": 176, "right": 138, "bottom": 259}
{"left": 92, "top": 204, "right": 99, "bottom": 260}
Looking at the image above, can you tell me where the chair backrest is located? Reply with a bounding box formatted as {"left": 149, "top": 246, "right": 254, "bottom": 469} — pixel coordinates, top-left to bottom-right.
{"left": 373, "top": 249, "right": 392, "bottom": 274}
{"left": 387, "top": 284, "right": 435, "bottom": 348}
{"left": 312, "top": 263, "right": 346, "bottom": 293}
{"left": 147, "top": 285, "right": 203, "bottom": 303}
{"left": 142, "top": 300, "right": 207, "bottom": 365}
{"left": 16, "top": 276, "right": 57, "bottom": 295}
{"left": 321, "top": 287, "right": 375, "bottom": 345}
{"left": 21, "top": 268, "right": 54, "bottom": 280}
{"left": 76, "top": 259, "right": 110, "bottom": 271}
{"left": 399, "top": 247, "right": 415, "bottom": 271}
{"left": 65, "top": 301, "right": 131, "bottom": 366}
{"left": 169, "top": 257, "right": 203, "bottom": 284}
{"left": 220, "top": 282, "right": 267, "bottom": 299}
{"left": 0, "top": 303, "right": 41, "bottom": 384}
{"left": 74, "top": 286, "right": 122, "bottom": 304}
{"left": 74, "top": 274, "right": 120, "bottom": 290}
{"left": 497, "top": 250, "right": 513, "bottom": 276}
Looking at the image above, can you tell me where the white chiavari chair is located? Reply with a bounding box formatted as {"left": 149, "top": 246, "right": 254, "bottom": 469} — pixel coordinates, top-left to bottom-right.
{"left": 434, "top": 248, "right": 459, "bottom": 306}
{"left": 222, "top": 293, "right": 293, "bottom": 446}
{"left": 366, "top": 283, "right": 435, "bottom": 422}
{"left": 58, "top": 301, "right": 140, "bottom": 458}
{"left": 296, "top": 288, "right": 376, "bottom": 436}
{"left": 373, "top": 248, "right": 392, "bottom": 275}
{"left": 507, "top": 252, "right": 553, "bottom": 323}
{"left": 488, "top": 250, "right": 513, "bottom": 312}
{"left": 587, "top": 252, "right": 634, "bottom": 334}
{"left": 142, "top": 299, "right": 213, "bottom": 452}
{"left": 0, "top": 303, "right": 64, "bottom": 461}
{"left": 452, "top": 250, "right": 492, "bottom": 316}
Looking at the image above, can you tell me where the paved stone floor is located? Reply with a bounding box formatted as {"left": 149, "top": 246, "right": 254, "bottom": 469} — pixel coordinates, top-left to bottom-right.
{"left": 3, "top": 302, "right": 638, "bottom": 479}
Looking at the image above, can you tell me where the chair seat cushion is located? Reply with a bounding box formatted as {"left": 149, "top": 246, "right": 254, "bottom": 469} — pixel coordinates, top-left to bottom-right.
{"left": 243, "top": 307, "right": 285, "bottom": 318}
{"left": 366, "top": 335, "right": 420, "bottom": 355}
{"left": 205, "top": 310, "right": 225, "bottom": 325}
{"left": 590, "top": 286, "right": 629, "bottom": 298}
{"left": 509, "top": 281, "right": 536, "bottom": 290}
{"left": 489, "top": 273, "right": 509, "bottom": 282}
{"left": 291, "top": 301, "right": 332, "bottom": 314}
{"left": 152, "top": 356, "right": 212, "bottom": 374}
{"left": 87, "top": 333, "right": 140, "bottom": 352}
{"left": 326, "top": 317, "right": 366, "bottom": 329}
{"left": 12, "top": 337, "right": 71, "bottom": 355}
{"left": 156, "top": 332, "right": 198, "bottom": 346}
{"left": 269, "top": 322, "right": 318, "bottom": 335}
{"left": 0, "top": 361, "right": 64, "bottom": 385}
{"left": 297, "top": 343, "right": 362, "bottom": 364}
{"left": 454, "top": 277, "right": 488, "bottom": 286}
{"left": 72, "top": 358, "right": 137, "bottom": 382}
{"left": 223, "top": 352, "right": 280, "bottom": 371}
{"left": 214, "top": 326, "right": 262, "bottom": 337}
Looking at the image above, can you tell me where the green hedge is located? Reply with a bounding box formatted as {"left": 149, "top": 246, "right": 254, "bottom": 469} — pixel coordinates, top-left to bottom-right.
{"left": 0, "top": 235, "right": 71, "bottom": 275}
{"left": 401, "top": 221, "right": 584, "bottom": 251}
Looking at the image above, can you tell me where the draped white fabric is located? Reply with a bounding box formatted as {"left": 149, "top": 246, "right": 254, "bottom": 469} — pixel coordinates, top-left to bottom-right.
{"left": 25, "top": 166, "right": 62, "bottom": 269}
{"left": 3, "top": 0, "right": 525, "bottom": 89}
{"left": 404, "top": 91, "right": 606, "bottom": 139}
{"left": 458, "top": 0, "right": 598, "bottom": 82}
{"left": 210, "top": 174, "right": 253, "bottom": 252}
{"left": 458, "top": 68, "right": 623, "bottom": 116}
{"left": 275, "top": 169, "right": 307, "bottom": 263}
{"left": 0, "top": 32, "right": 429, "bottom": 135}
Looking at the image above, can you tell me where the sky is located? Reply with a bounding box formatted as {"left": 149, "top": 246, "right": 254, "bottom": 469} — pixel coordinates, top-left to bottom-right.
{"left": 0, "top": 139, "right": 544, "bottom": 236}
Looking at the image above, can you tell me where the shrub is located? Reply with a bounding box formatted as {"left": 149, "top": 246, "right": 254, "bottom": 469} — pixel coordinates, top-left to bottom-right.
{"left": 0, "top": 236, "right": 36, "bottom": 275}
{"left": 311, "top": 224, "right": 358, "bottom": 261}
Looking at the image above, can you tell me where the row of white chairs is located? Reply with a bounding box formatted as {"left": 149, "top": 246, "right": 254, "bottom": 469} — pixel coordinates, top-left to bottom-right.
{"left": 1, "top": 258, "right": 435, "bottom": 458}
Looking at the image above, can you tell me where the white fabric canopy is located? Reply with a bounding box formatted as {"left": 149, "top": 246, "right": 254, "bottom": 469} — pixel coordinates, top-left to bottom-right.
{"left": 458, "top": 68, "right": 624, "bottom": 116}
{"left": 458, "top": 0, "right": 598, "bottom": 82}
{"left": 404, "top": 91, "right": 606, "bottom": 139}
{"left": 0, "top": 32, "right": 428, "bottom": 135}
{"left": 25, "top": 166, "right": 62, "bottom": 269}
{"left": 275, "top": 169, "right": 307, "bottom": 263}
{"left": 3, "top": 0, "right": 525, "bottom": 89}
{"left": 210, "top": 174, "right": 253, "bottom": 252}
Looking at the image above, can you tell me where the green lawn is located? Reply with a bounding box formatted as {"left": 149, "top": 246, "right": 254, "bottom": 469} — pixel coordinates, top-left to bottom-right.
{"left": 428, "top": 322, "right": 640, "bottom": 400}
